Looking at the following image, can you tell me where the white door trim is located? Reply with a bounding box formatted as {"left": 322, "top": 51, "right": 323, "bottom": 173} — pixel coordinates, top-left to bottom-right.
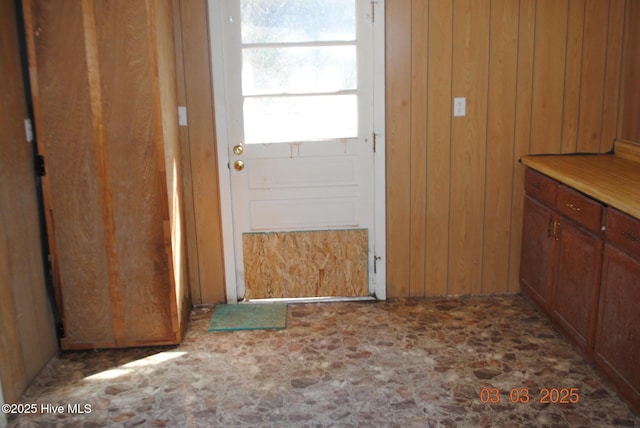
{"left": 207, "top": 0, "right": 386, "bottom": 302}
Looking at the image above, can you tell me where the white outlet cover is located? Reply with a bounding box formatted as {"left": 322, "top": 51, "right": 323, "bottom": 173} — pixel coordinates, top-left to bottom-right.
{"left": 454, "top": 97, "right": 466, "bottom": 117}
{"left": 178, "top": 106, "right": 188, "bottom": 126}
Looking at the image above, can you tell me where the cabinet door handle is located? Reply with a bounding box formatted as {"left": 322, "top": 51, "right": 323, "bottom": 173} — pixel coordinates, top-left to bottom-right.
{"left": 547, "top": 218, "right": 560, "bottom": 240}
{"left": 565, "top": 203, "right": 581, "bottom": 212}
{"left": 552, "top": 220, "right": 560, "bottom": 240}
{"left": 622, "top": 231, "right": 639, "bottom": 242}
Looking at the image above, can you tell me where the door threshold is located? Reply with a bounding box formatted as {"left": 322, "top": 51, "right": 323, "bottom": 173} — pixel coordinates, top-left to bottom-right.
{"left": 240, "top": 296, "right": 377, "bottom": 304}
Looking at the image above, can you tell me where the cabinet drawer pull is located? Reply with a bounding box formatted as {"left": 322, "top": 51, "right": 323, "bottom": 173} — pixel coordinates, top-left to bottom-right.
{"left": 622, "top": 231, "right": 639, "bottom": 242}
{"left": 532, "top": 183, "right": 542, "bottom": 190}
{"left": 565, "top": 203, "right": 581, "bottom": 212}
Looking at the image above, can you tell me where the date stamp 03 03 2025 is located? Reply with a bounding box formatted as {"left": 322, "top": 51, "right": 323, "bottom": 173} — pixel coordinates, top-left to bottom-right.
{"left": 2, "top": 403, "right": 92, "bottom": 416}
{"left": 480, "top": 387, "right": 580, "bottom": 405}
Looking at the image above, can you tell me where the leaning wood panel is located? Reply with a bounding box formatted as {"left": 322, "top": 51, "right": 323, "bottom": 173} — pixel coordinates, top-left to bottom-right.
{"left": 507, "top": 0, "right": 536, "bottom": 292}
{"left": 25, "top": 0, "right": 115, "bottom": 346}
{"left": 425, "top": 0, "right": 453, "bottom": 296}
{"left": 243, "top": 230, "right": 368, "bottom": 299}
{"left": 530, "top": 0, "right": 568, "bottom": 154}
{"left": 481, "top": 0, "right": 518, "bottom": 294}
{"left": 152, "top": 0, "right": 188, "bottom": 338}
{"left": 576, "top": 0, "right": 610, "bottom": 153}
{"left": 93, "top": 1, "right": 175, "bottom": 343}
{"left": 385, "top": 0, "right": 412, "bottom": 297}
{"left": 448, "top": 0, "right": 489, "bottom": 295}
{"left": 171, "top": 0, "right": 200, "bottom": 304}
{"left": 409, "top": 0, "right": 428, "bottom": 297}
{"left": 178, "top": 0, "right": 227, "bottom": 304}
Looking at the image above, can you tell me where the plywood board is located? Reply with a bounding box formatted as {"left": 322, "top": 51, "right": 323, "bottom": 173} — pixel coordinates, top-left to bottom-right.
{"left": 243, "top": 230, "right": 368, "bottom": 299}
{"left": 92, "top": 0, "right": 176, "bottom": 343}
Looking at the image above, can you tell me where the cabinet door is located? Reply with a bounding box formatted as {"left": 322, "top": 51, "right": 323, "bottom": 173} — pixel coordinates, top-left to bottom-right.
{"left": 595, "top": 245, "right": 640, "bottom": 410}
{"left": 520, "top": 196, "right": 556, "bottom": 310}
{"left": 552, "top": 218, "right": 602, "bottom": 353}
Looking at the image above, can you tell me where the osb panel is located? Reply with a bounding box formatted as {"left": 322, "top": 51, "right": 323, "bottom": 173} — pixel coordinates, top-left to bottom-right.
{"left": 243, "top": 230, "right": 368, "bottom": 299}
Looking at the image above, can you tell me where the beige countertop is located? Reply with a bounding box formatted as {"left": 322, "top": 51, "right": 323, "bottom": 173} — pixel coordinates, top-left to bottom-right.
{"left": 520, "top": 141, "right": 640, "bottom": 219}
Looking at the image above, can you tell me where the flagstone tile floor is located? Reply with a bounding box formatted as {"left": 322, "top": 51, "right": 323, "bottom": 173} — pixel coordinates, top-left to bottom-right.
{"left": 6, "top": 294, "right": 640, "bottom": 427}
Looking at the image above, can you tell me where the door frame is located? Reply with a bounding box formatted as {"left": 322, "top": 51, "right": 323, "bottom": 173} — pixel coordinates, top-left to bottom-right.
{"left": 207, "top": 0, "right": 386, "bottom": 303}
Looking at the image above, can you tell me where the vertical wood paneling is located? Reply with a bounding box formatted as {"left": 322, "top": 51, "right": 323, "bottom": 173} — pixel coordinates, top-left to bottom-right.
{"left": 508, "top": 0, "right": 537, "bottom": 293}
{"left": 449, "top": 0, "right": 490, "bottom": 295}
{"left": 618, "top": 0, "right": 640, "bottom": 142}
{"left": 482, "top": 0, "right": 519, "bottom": 293}
{"left": 425, "top": 0, "right": 453, "bottom": 296}
{"left": 385, "top": 0, "right": 412, "bottom": 297}
{"left": 600, "top": 0, "right": 625, "bottom": 151}
{"left": 385, "top": 0, "right": 627, "bottom": 297}
{"left": 561, "top": 0, "right": 586, "bottom": 154}
{"left": 409, "top": 0, "right": 428, "bottom": 297}
{"left": 576, "top": 0, "right": 610, "bottom": 153}
{"left": 181, "top": 0, "right": 632, "bottom": 301}
{"left": 530, "top": 0, "right": 569, "bottom": 154}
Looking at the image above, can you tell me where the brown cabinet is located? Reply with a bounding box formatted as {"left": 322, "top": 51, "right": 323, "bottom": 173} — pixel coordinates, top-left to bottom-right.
{"left": 595, "top": 209, "right": 640, "bottom": 412}
{"left": 552, "top": 215, "right": 603, "bottom": 352}
{"left": 520, "top": 169, "right": 604, "bottom": 354}
{"left": 23, "top": 0, "right": 189, "bottom": 349}
{"left": 520, "top": 194, "right": 556, "bottom": 310}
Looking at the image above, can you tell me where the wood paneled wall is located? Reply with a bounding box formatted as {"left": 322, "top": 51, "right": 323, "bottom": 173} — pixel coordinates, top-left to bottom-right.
{"left": 385, "top": 0, "right": 626, "bottom": 297}
{"left": 175, "top": 0, "right": 634, "bottom": 302}
{"left": 618, "top": 0, "right": 640, "bottom": 142}
{"left": 0, "top": 0, "right": 57, "bottom": 402}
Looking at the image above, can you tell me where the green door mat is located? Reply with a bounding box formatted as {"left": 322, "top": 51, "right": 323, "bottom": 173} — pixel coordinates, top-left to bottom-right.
{"left": 208, "top": 303, "right": 288, "bottom": 332}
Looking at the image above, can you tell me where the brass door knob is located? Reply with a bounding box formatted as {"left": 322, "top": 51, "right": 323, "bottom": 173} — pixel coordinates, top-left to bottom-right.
{"left": 232, "top": 144, "right": 244, "bottom": 155}
{"left": 233, "top": 160, "right": 245, "bottom": 171}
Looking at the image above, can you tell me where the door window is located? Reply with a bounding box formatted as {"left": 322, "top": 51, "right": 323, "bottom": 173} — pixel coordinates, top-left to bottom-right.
{"left": 239, "top": 0, "right": 359, "bottom": 144}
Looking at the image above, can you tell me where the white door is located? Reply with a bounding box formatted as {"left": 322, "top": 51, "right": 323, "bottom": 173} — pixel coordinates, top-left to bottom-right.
{"left": 209, "top": 0, "right": 385, "bottom": 302}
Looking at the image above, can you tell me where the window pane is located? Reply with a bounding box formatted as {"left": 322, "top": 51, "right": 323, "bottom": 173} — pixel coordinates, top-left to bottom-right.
{"left": 241, "top": 0, "right": 355, "bottom": 44}
{"left": 243, "top": 95, "right": 357, "bottom": 144}
{"left": 242, "top": 46, "right": 356, "bottom": 96}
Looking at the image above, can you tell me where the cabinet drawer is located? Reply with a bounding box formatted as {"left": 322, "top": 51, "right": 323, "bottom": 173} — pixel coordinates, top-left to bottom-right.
{"left": 525, "top": 168, "right": 557, "bottom": 207}
{"left": 606, "top": 208, "right": 640, "bottom": 256}
{"left": 556, "top": 185, "right": 603, "bottom": 234}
